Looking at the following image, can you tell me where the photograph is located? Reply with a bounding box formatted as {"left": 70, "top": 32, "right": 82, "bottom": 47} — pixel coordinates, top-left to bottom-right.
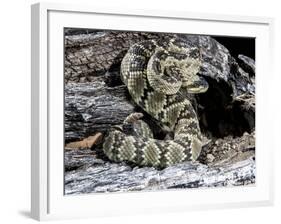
{"left": 63, "top": 28, "right": 256, "bottom": 195}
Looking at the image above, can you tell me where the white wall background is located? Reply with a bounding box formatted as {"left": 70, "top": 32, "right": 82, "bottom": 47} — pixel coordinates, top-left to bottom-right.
{"left": 0, "top": 0, "right": 279, "bottom": 223}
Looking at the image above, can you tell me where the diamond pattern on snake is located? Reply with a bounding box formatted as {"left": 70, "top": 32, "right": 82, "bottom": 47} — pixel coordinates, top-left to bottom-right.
{"left": 103, "top": 38, "right": 209, "bottom": 168}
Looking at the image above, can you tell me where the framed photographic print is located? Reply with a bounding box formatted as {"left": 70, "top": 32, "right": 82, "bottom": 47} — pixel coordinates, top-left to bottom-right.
{"left": 31, "top": 2, "right": 274, "bottom": 221}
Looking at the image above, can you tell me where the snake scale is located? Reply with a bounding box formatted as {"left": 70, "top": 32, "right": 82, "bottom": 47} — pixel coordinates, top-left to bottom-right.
{"left": 103, "top": 38, "right": 209, "bottom": 168}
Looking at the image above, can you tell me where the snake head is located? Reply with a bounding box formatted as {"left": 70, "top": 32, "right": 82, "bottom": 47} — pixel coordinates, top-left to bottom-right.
{"left": 185, "top": 74, "right": 209, "bottom": 94}
{"left": 179, "top": 47, "right": 208, "bottom": 94}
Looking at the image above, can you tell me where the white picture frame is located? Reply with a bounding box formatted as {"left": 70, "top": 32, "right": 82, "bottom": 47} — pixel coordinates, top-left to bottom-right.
{"left": 31, "top": 2, "right": 275, "bottom": 221}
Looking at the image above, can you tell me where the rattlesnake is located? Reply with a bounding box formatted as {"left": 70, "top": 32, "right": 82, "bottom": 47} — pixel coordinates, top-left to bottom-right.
{"left": 103, "top": 38, "right": 209, "bottom": 168}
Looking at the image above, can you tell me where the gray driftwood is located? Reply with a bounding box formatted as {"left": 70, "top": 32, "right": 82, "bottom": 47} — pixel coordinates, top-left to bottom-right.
{"left": 65, "top": 157, "right": 255, "bottom": 194}
{"left": 65, "top": 132, "right": 255, "bottom": 194}
{"left": 65, "top": 82, "right": 134, "bottom": 142}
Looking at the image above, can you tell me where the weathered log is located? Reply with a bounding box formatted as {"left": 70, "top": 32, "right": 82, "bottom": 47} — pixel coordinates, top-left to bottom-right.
{"left": 65, "top": 82, "right": 255, "bottom": 142}
{"left": 64, "top": 32, "right": 254, "bottom": 97}
{"left": 64, "top": 31, "right": 161, "bottom": 82}
{"left": 65, "top": 82, "right": 134, "bottom": 142}
{"left": 65, "top": 157, "right": 255, "bottom": 194}
{"left": 238, "top": 54, "right": 255, "bottom": 77}
{"left": 64, "top": 132, "right": 255, "bottom": 194}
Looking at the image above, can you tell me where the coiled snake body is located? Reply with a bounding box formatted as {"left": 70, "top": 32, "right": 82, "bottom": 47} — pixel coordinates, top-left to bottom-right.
{"left": 103, "top": 38, "right": 208, "bottom": 168}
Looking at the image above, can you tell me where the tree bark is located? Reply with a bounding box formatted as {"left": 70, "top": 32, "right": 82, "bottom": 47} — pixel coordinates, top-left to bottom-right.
{"left": 65, "top": 82, "right": 134, "bottom": 142}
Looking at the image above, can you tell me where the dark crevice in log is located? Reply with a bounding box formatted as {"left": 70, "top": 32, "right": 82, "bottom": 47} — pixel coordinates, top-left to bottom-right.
{"left": 197, "top": 76, "right": 254, "bottom": 138}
